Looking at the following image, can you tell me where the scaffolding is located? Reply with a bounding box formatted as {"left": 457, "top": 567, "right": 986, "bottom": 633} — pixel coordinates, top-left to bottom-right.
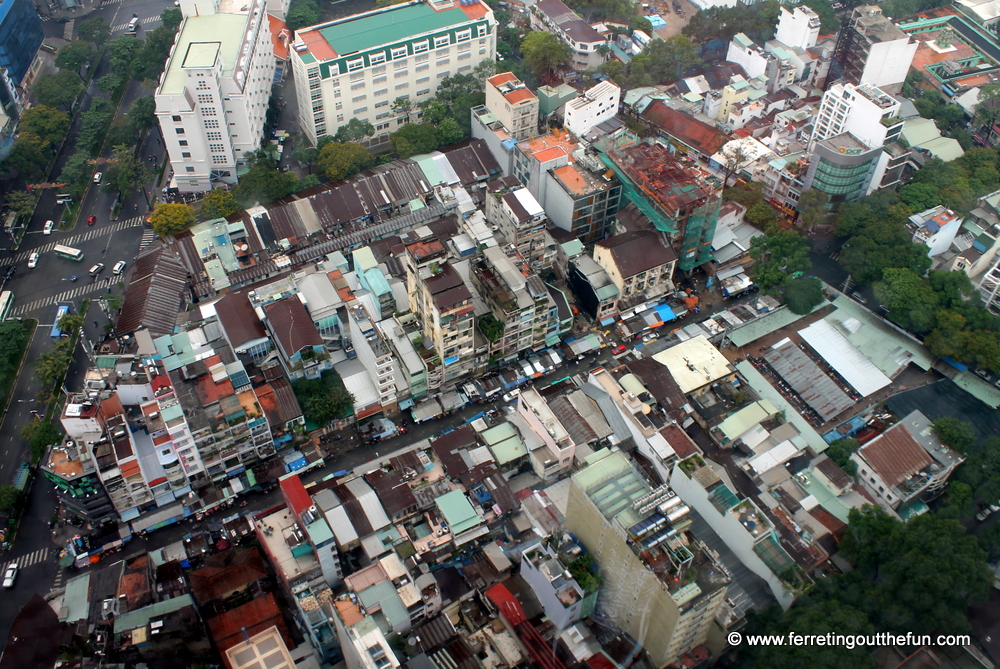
{"left": 597, "top": 140, "right": 722, "bottom": 272}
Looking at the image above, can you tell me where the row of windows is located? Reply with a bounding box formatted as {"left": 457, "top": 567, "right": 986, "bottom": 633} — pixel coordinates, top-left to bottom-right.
{"left": 342, "top": 26, "right": 481, "bottom": 72}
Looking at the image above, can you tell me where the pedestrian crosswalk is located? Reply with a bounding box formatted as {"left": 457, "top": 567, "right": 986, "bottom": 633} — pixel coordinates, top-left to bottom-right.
{"left": 0, "top": 547, "right": 54, "bottom": 573}
{"left": 138, "top": 228, "right": 158, "bottom": 251}
{"left": 111, "top": 16, "right": 159, "bottom": 31}
{"left": 12, "top": 278, "right": 120, "bottom": 316}
{"left": 52, "top": 567, "right": 65, "bottom": 592}
{"left": 0, "top": 216, "right": 146, "bottom": 269}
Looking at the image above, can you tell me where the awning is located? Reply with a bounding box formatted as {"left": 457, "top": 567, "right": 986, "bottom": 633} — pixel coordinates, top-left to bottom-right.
{"left": 600, "top": 317, "right": 616, "bottom": 326}
{"left": 399, "top": 398, "right": 415, "bottom": 409}
{"left": 131, "top": 501, "right": 184, "bottom": 533}
{"left": 654, "top": 304, "right": 675, "bottom": 322}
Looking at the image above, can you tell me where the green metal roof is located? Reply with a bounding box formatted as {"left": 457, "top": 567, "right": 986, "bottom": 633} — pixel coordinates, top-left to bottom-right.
{"left": 716, "top": 400, "right": 777, "bottom": 442}
{"left": 728, "top": 305, "right": 811, "bottom": 348}
{"left": 159, "top": 14, "right": 249, "bottom": 96}
{"left": 358, "top": 581, "right": 410, "bottom": 632}
{"left": 113, "top": 594, "right": 196, "bottom": 633}
{"left": 736, "top": 361, "right": 829, "bottom": 454}
{"left": 436, "top": 489, "right": 480, "bottom": 534}
{"left": 827, "top": 295, "right": 934, "bottom": 373}
{"left": 61, "top": 574, "right": 91, "bottom": 622}
{"left": 307, "top": 518, "right": 334, "bottom": 545}
{"left": 480, "top": 421, "right": 516, "bottom": 446}
{"left": 317, "top": 3, "right": 469, "bottom": 58}
{"left": 572, "top": 449, "right": 651, "bottom": 527}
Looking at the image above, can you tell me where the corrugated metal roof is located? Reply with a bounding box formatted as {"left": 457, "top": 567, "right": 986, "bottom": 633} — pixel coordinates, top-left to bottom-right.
{"left": 763, "top": 340, "right": 854, "bottom": 422}
{"left": 117, "top": 243, "right": 190, "bottom": 338}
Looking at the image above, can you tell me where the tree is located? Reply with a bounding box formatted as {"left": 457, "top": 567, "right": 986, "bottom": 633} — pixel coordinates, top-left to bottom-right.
{"left": 160, "top": 7, "right": 182, "bottom": 30}
{"left": 106, "top": 118, "right": 140, "bottom": 149}
{"left": 646, "top": 34, "right": 702, "bottom": 84}
{"left": 391, "top": 97, "right": 413, "bottom": 124}
{"left": 782, "top": 276, "right": 823, "bottom": 315}
{"left": 437, "top": 117, "right": 465, "bottom": 146}
{"left": 200, "top": 188, "right": 241, "bottom": 220}
{"left": 3, "top": 191, "right": 38, "bottom": 218}
{"left": 520, "top": 31, "right": 572, "bottom": 78}
{"left": 286, "top": 0, "right": 321, "bottom": 30}
{"left": 318, "top": 141, "right": 375, "bottom": 181}
{"left": 718, "top": 138, "right": 755, "bottom": 188}
{"left": 149, "top": 202, "right": 196, "bottom": 237}
{"left": 34, "top": 338, "right": 74, "bottom": 389}
{"left": 128, "top": 96, "right": 159, "bottom": 133}
{"left": 103, "top": 144, "right": 151, "bottom": 198}
{"left": 77, "top": 17, "right": 111, "bottom": 46}
{"left": 0, "top": 486, "right": 20, "bottom": 514}
{"left": 390, "top": 123, "right": 438, "bottom": 158}
{"left": 333, "top": 118, "right": 375, "bottom": 144}
{"left": 18, "top": 105, "right": 69, "bottom": 151}
{"left": 974, "top": 82, "right": 1000, "bottom": 132}
{"left": 108, "top": 33, "right": 141, "bottom": 72}
{"left": 3, "top": 134, "right": 48, "bottom": 181}
{"left": 874, "top": 268, "right": 939, "bottom": 333}
{"left": 134, "top": 25, "right": 179, "bottom": 82}
{"left": 76, "top": 99, "right": 114, "bottom": 156}
{"left": 932, "top": 417, "right": 977, "bottom": 454}
{"left": 478, "top": 314, "right": 504, "bottom": 342}
{"left": 21, "top": 420, "right": 62, "bottom": 462}
{"left": 56, "top": 41, "right": 95, "bottom": 80}
{"left": 826, "top": 438, "right": 859, "bottom": 475}
{"left": 795, "top": 189, "right": 829, "bottom": 231}
{"left": 748, "top": 230, "right": 811, "bottom": 291}
{"left": 291, "top": 370, "right": 356, "bottom": 424}
{"left": 233, "top": 163, "right": 299, "bottom": 206}
{"left": 34, "top": 71, "right": 83, "bottom": 109}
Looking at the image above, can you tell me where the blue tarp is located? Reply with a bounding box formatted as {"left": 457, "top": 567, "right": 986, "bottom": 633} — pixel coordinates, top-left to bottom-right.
{"left": 600, "top": 317, "right": 616, "bottom": 326}
{"left": 654, "top": 304, "right": 675, "bottom": 322}
{"left": 466, "top": 411, "right": 485, "bottom": 423}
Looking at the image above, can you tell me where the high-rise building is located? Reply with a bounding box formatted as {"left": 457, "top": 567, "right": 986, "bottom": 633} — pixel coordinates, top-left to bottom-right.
{"left": 563, "top": 81, "right": 620, "bottom": 138}
{"left": 0, "top": 0, "right": 42, "bottom": 84}
{"left": 484, "top": 72, "right": 538, "bottom": 142}
{"left": 836, "top": 5, "right": 917, "bottom": 94}
{"left": 155, "top": 0, "right": 275, "bottom": 192}
{"left": 810, "top": 82, "right": 903, "bottom": 150}
{"left": 42, "top": 442, "right": 117, "bottom": 525}
{"left": 802, "top": 133, "right": 888, "bottom": 205}
{"left": 404, "top": 231, "right": 475, "bottom": 387}
{"left": 289, "top": 0, "right": 496, "bottom": 146}
{"left": 484, "top": 178, "right": 550, "bottom": 270}
{"left": 775, "top": 5, "right": 820, "bottom": 50}
{"left": 565, "top": 450, "right": 730, "bottom": 666}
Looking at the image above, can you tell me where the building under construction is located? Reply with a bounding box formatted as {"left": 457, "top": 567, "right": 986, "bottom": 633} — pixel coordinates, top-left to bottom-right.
{"left": 600, "top": 141, "right": 721, "bottom": 273}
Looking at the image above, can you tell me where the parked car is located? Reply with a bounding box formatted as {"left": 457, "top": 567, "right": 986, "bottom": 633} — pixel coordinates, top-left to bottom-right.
{"left": 977, "top": 507, "right": 994, "bottom": 522}
{"left": 851, "top": 291, "right": 867, "bottom": 304}
{"left": 501, "top": 390, "right": 519, "bottom": 403}
{"left": 3, "top": 563, "right": 17, "bottom": 588}
{"left": 27, "top": 252, "right": 39, "bottom": 268}
{"left": 612, "top": 344, "right": 627, "bottom": 355}
{"left": 3, "top": 266, "right": 14, "bottom": 281}
{"left": 93, "top": 172, "right": 103, "bottom": 184}
{"left": 87, "top": 215, "right": 97, "bottom": 226}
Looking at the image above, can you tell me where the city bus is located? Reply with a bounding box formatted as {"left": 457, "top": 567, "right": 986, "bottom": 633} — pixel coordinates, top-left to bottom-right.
{"left": 51, "top": 305, "right": 70, "bottom": 339}
{"left": 53, "top": 245, "right": 84, "bottom": 262}
{"left": 0, "top": 291, "right": 13, "bottom": 321}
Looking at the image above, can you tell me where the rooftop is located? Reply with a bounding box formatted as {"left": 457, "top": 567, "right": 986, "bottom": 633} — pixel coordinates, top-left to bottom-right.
{"left": 595, "top": 230, "right": 677, "bottom": 278}
{"left": 652, "top": 335, "right": 734, "bottom": 394}
{"left": 435, "top": 489, "right": 480, "bottom": 535}
{"left": 159, "top": 14, "right": 250, "bottom": 96}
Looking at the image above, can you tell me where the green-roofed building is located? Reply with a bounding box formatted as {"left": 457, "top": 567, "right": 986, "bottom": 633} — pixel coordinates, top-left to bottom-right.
{"left": 435, "top": 489, "right": 480, "bottom": 536}
{"left": 289, "top": 0, "right": 497, "bottom": 146}
{"left": 566, "top": 450, "right": 730, "bottom": 666}
{"left": 154, "top": 0, "right": 275, "bottom": 192}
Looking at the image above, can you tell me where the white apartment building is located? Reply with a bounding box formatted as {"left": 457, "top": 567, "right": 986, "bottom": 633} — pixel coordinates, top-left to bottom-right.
{"left": 155, "top": 0, "right": 275, "bottom": 193}
{"left": 839, "top": 5, "right": 917, "bottom": 94}
{"left": 775, "top": 5, "right": 820, "bottom": 50}
{"left": 289, "top": 0, "right": 496, "bottom": 146}
{"left": 484, "top": 72, "right": 538, "bottom": 142}
{"left": 810, "top": 82, "right": 903, "bottom": 150}
{"left": 563, "top": 81, "right": 620, "bottom": 138}
{"left": 531, "top": 0, "right": 607, "bottom": 72}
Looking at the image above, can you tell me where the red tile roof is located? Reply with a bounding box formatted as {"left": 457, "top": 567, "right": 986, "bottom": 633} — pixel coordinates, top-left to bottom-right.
{"left": 207, "top": 593, "right": 294, "bottom": 666}
{"left": 659, "top": 424, "right": 700, "bottom": 460}
{"left": 487, "top": 72, "right": 518, "bottom": 87}
{"left": 857, "top": 423, "right": 932, "bottom": 488}
{"left": 641, "top": 100, "right": 728, "bottom": 156}
{"left": 189, "top": 549, "right": 268, "bottom": 605}
{"left": 281, "top": 475, "right": 312, "bottom": 515}
{"left": 268, "top": 14, "right": 290, "bottom": 60}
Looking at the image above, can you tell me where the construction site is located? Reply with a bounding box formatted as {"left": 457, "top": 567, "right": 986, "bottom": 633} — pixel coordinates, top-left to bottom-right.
{"left": 599, "top": 140, "right": 722, "bottom": 273}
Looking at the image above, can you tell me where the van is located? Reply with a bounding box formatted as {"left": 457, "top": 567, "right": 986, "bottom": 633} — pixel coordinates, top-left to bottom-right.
{"left": 112, "top": 261, "right": 126, "bottom": 275}
{"left": 127, "top": 16, "right": 139, "bottom": 32}
{"left": 43, "top": 220, "right": 54, "bottom": 235}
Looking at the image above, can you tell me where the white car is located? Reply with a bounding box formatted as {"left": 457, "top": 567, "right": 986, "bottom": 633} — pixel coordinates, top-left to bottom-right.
{"left": 43, "top": 220, "right": 54, "bottom": 235}
{"left": 501, "top": 390, "right": 519, "bottom": 403}
{"left": 112, "top": 260, "right": 127, "bottom": 275}
{"left": 27, "top": 252, "right": 39, "bottom": 268}
{"left": 977, "top": 507, "right": 994, "bottom": 522}
{"left": 93, "top": 172, "right": 103, "bottom": 184}
{"left": 3, "top": 563, "right": 17, "bottom": 588}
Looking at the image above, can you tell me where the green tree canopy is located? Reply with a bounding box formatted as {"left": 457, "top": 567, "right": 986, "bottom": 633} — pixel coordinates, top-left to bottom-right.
{"left": 34, "top": 71, "right": 83, "bottom": 109}
{"left": 291, "top": 370, "right": 356, "bottom": 424}
{"left": 286, "top": 0, "right": 321, "bottom": 30}
{"left": 437, "top": 117, "right": 465, "bottom": 146}
{"left": 932, "top": 417, "right": 977, "bottom": 454}
{"left": 200, "top": 188, "right": 241, "bottom": 220}
{"left": 795, "top": 189, "right": 829, "bottom": 231}
{"left": 56, "top": 41, "right": 95, "bottom": 79}
{"left": 520, "top": 31, "right": 572, "bottom": 78}
{"left": 160, "top": 7, "right": 182, "bottom": 30}
{"left": 333, "top": 118, "right": 375, "bottom": 144}
{"left": 2, "top": 134, "right": 48, "bottom": 181}
{"left": 318, "top": 142, "right": 375, "bottom": 181}
{"left": 390, "top": 123, "right": 439, "bottom": 159}
{"left": 3, "top": 191, "right": 37, "bottom": 218}
{"left": 874, "top": 268, "right": 940, "bottom": 333}
{"left": 18, "top": 105, "right": 69, "bottom": 151}
{"left": 748, "top": 230, "right": 811, "bottom": 291}
{"left": 0, "top": 486, "right": 20, "bottom": 514}
{"left": 781, "top": 276, "right": 823, "bottom": 315}
{"left": 77, "top": 17, "right": 111, "bottom": 46}
{"left": 21, "top": 420, "right": 63, "bottom": 462}
{"left": 103, "top": 144, "right": 151, "bottom": 197}
{"left": 234, "top": 159, "right": 299, "bottom": 206}
{"left": 149, "top": 202, "right": 196, "bottom": 237}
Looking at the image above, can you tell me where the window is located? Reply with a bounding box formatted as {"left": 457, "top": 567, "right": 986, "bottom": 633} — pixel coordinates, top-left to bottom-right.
{"left": 414, "top": 40, "right": 429, "bottom": 53}
{"left": 178, "top": 140, "right": 188, "bottom": 146}
{"left": 456, "top": 29, "right": 471, "bottom": 41}
{"left": 212, "top": 155, "right": 227, "bottom": 164}
{"left": 416, "top": 64, "right": 429, "bottom": 72}
{"left": 457, "top": 64, "right": 471, "bottom": 72}
{"left": 175, "top": 127, "right": 185, "bottom": 134}
{"left": 417, "top": 88, "right": 430, "bottom": 96}
{"left": 335, "top": 102, "right": 343, "bottom": 110}
{"left": 437, "top": 70, "right": 450, "bottom": 78}
{"left": 197, "top": 94, "right": 213, "bottom": 104}
{"left": 436, "top": 58, "right": 450, "bottom": 66}
{"left": 336, "top": 114, "right": 345, "bottom": 122}
{"left": 209, "top": 144, "right": 225, "bottom": 152}
{"left": 375, "top": 100, "right": 389, "bottom": 108}
{"left": 333, "top": 88, "right": 341, "bottom": 98}
{"left": 458, "top": 52, "right": 471, "bottom": 60}
{"left": 458, "top": 42, "right": 471, "bottom": 52}
{"left": 395, "top": 82, "right": 408, "bottom": 90}
{"left": 376, "top": 112, "right": 391, "bottom": 120}
{"left": 370, "top": 52, "right": 386, "bottom": 65}
{"left": 372, "top": 65, "right": 386, "bottom": 75}
{"left": 373, "top": 75, "right": 387, "bottom": 84}
{"left": 202, "top": 107, "right": 217, "bottom": 116}
{"left": 186, "top": 166, "right": 195, "bottom": 172}
{"left": 434, "top": 35, "right": 450, "bottom": 48}
{"left": 416, "top": 76, "right": 430, "bottom": 84}
{"left": 395, "top": 69, "right": 408, "bottom": 78}
{"left": 171, "top": 115, "right": 181, "bottom": 122}
{"left": 478, "top": 24, "right": 487, "bottom": 36}
{"left": 351, "top": 81, "right": 365, "bottom": 90}
{"left": 391, "top": 46, "right": 407, "bottom": 59}
{"left": 346, "top": 58, "right": 364, "bottom": 71}
{"left": 181, "top": 152, "right": 191, "bottom": 158}
{"left": 354, "top": 107, "right": 368, "bottom": 114}
{"left": 352, "top": 94, "right": 367, "bottom": 102}
{"left": 204, "top": 119, "right": 219, "bottom": 129}
{"left": 349, "top": 71, "right": 365, "bottom": 82}
{"left": 376, "top": 122, "right": 390, "bottom": 131}
{"left": 375, "top": 88, "right": 388, "bottom": 97}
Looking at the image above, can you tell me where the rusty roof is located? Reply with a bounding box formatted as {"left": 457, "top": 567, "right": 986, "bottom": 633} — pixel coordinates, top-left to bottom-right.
{"left": 264, "top": 297, "right": 324, "bottom": 357}
{"left": 640, "top": 101, "right": 728, "bottom": 156}
{"left": 270, "top": 376, "right": 303, "bottom": 424}
{"left": 431, "top": 425, "right": 477, "bottom": 477}
{"left": 857, "top": 422, "right": 933, "bottom": 488}
{"left": 625, "top": 357, "right": 687, "bottom": 420}
{"left": 190, "top": 549, "right": 268, "bottom": 605}
{"left": 213, "top": 289, "right": 267, "bottom": 349}
{"left": 596, "top": 230, "right": 676, "bottom": 278}
{"left": 207, "top": 593, "right": 293, "bottom": 661}
{"left": 659, "top": 424, "right": 700, "bottom": 460}
{"left": 366, "top": 468, "right": 418, "bottom": 518}
{"left": 117, "top": 243, "right": 190, "bottom": 338}
{"left": 814, "top": 456, "right": 853, "bottom": 491}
